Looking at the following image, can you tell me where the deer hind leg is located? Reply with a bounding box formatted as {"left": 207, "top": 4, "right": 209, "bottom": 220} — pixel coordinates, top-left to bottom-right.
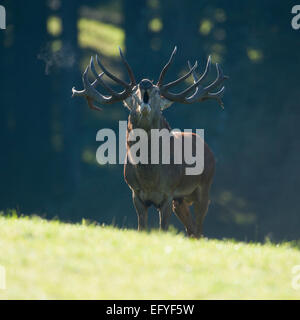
{"left": 193, "top": 186, "right": 211, "bottom": 238}
{"left": 172, "top": 199, "right": 196, "bottom": 237}
{"left": 132, "top": 191, "right": 148, "bottom": 231}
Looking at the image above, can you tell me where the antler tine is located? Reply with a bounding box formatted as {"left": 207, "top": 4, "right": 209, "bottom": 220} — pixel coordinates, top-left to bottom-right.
{"left": 90, "top": 56, "right": 123, "bottom": 97}
{"left": 157, "top": 46, "right": 177, "bottom": 86}
{"left": 72, "top": 65, "right": 95, "bottom": 98}
{"left": 190, "top": 59, "right": 228, "bottom": 108}
{"left": 72, "top": 87, "right": 85, "bottom": 98}
{"left": 204, "top": 63, "right": 227, "bottom": 92}
{"left": 188, "top": 60, "right": 227, "bottom": 107}
{"left": 186, "top": 83, "right": 226, "bottom": 107}
{"left": 71, "top": 64, "right": 106, "bottom": 111}
{"left": 72, "top": 61, "right": 113, "bottom": 99}
{"left": 159, "top": 55, "right": 228, "bottom": 107}
{"left": 188, "top": 55, "right": 211, "bottom": 84}
{"left": 188, "top": 60, "right": 198, "bottom": 83}
{"left": 96, "top": 54, "right": 130, "bottom": 89}
{"left": 179, "top": 55, "right": 212, "bottom": 96}
{"left": 82, "top": 63, "right": 112, "bottom": 104}
{"left": 158, "top": 56, "right": 212, "bottom": 102}
{"left": 163, "top": 61, "right": 198, "bottom": 90}
{"left": 207, "top": 86, "right": 226, "bottom": 108}
{"left": 119, "top": 47, "right": 136, "bottom": 86}
{"left": 91, "top": 56, "right": 135, "bottom": 100}
{"left": 72, "top": 48, "right": 137, "bottom": 110}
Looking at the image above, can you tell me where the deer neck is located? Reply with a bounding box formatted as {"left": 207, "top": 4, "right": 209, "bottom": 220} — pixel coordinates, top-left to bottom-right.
{"left": 127, "top": 111, "right": 171, "bottom": 135}
{"left": 126, "top": 112, "right": 172, "bottom": 182}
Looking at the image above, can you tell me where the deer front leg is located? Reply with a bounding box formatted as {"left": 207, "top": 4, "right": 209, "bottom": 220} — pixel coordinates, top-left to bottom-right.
{"left": 159, "top": 197, "right": 173, "bottom": 231}
{"left": 132, "top": 191, "right": 148, "bottom": 231}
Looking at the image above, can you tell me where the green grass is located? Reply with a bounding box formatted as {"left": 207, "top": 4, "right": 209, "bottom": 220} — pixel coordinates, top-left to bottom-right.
{"left": 0, "top": 215, "right": 300, "bottom": 299}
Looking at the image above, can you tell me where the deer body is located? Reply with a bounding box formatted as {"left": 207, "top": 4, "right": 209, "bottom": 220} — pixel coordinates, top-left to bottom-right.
{"left": 72, "top": 46, "right": 227, "bottom": 237}
{"left": 124, "top": 109, "right": 215, "bottom": 236}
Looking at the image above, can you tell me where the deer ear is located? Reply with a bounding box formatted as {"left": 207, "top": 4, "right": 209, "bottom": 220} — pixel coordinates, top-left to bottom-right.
{"left": 122, "top": 100, "right": 132, "bottom": 110}
{"left": 160, "top": 97, "right": 174, "bottom": 111}
{"left": 123, "top": 94, "right": 141, "bottom": 111}
{"left": 122, "top": 96, "right": 134, "bottom": 110}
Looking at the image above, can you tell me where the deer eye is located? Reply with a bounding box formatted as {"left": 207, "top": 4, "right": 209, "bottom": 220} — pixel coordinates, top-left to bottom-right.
{"left": 143, "top": 91, "right": 149, "bottom": 103}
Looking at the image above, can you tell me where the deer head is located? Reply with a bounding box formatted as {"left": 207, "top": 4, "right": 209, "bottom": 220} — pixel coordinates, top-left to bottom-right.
{"left": 72, "top": 46, "right": 228, "bottom": 130}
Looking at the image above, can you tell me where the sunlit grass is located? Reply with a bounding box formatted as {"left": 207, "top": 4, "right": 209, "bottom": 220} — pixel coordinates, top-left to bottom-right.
{"left": 0, "top": 215, "right": 300, "bottom": 299}
{"left": 78, "top": 18, "right": 125, "bottom": 57}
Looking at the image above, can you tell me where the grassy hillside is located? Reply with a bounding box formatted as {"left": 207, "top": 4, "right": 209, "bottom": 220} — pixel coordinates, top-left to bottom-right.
{"left": 0, "top": 215, "right": 299, "bottom": 299}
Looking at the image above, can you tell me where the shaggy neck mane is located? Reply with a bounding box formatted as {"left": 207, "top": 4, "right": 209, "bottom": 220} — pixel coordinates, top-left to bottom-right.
{"left": 127, "top": 113, "right": 171, "bottom": 133}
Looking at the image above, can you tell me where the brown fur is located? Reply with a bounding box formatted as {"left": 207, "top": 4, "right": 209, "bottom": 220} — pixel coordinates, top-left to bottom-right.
{"left": 124, "top": 106, "right": 215, "bottom": 238}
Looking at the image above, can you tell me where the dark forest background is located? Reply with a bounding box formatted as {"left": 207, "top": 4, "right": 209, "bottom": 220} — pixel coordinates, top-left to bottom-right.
{"left": 0, "top": 0, "right": 299, "bottom": 242}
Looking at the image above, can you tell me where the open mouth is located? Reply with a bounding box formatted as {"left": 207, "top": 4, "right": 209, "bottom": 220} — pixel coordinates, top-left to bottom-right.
{"left": 143, "top": 91, "right": 149, "bottom": 103}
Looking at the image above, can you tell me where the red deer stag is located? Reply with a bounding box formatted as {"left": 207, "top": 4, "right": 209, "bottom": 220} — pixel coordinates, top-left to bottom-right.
{"left": 72, "top": 47, "right": 227, "bottom": 237}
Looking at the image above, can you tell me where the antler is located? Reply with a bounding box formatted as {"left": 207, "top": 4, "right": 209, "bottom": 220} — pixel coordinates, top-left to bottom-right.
{"left": 158, "top": 47, "right": 228, "bottom": 108}
{"left": 72, "top": 47, "right": 136, "bottom": 111}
